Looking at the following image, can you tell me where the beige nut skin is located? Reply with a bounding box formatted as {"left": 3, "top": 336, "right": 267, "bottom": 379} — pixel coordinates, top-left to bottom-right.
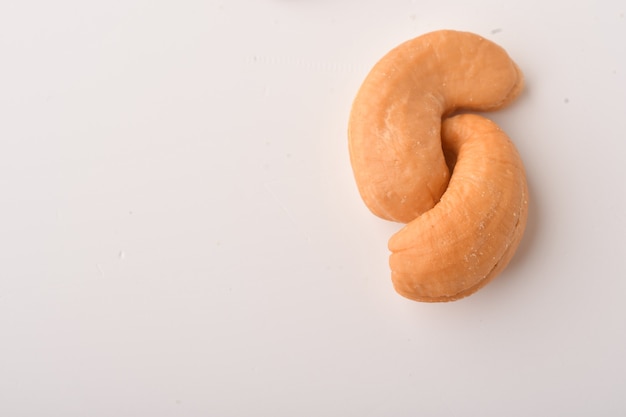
{"left": 389, "top": 114, "right": 528, "bottom": 302}
{"left": 348, "top": 30, "right": 528, "bottom": 302}
{"left": 348, "top": 30, "right": 523, "bottom": 223}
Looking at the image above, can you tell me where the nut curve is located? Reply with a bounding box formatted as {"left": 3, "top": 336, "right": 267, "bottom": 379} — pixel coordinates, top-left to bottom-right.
{"left": 348, "top": 30, "right": 529, "bottom": 302}
{"left": 348, "top": 30, "right": 524, "bottom": 223}
{"left": 388, "top": 114, "right": 528, "bottom": 302}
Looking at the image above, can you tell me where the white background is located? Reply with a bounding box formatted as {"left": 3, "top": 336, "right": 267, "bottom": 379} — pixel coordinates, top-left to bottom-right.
{"left": 1, "top": 0, "right": 625, "bottom": 415}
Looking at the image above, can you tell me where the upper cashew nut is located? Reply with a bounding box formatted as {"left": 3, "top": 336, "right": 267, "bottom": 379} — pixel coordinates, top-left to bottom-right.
{"left": 348, "top": 30, "right": 528, "bottom": 302}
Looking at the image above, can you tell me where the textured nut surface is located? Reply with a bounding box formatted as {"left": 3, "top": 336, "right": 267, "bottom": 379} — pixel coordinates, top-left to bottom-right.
{"left": 348, "top": 30, "right": 523, "bottom": 223}
{"left": 348, "top": 30, "right": 528, "bottom": 302}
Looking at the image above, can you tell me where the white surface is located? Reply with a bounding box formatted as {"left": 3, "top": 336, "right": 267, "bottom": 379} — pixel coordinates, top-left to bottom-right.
{"left": 1, "top": 0, "right": 625, "bottom": 415}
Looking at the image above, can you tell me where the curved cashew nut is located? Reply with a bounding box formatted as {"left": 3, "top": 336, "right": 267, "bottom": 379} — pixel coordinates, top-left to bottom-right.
{"left": 348, "top": 30, "right": 528, "bottom": 302}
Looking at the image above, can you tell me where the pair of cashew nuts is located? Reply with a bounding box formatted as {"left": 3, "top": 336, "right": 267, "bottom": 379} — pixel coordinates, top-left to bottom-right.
{"left": 348, "top": 30, "right": 529, "bottom": 302}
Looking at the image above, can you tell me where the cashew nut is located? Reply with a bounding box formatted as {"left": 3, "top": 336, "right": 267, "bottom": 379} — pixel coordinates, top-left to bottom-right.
{"left": 348, "top": 30, "right": 528, "bottom": 302}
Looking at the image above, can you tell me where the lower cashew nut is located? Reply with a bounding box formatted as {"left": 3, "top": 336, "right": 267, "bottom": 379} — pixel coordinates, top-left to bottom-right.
{"left": 348, "top": 30, "right": 529, "bottom": 302}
